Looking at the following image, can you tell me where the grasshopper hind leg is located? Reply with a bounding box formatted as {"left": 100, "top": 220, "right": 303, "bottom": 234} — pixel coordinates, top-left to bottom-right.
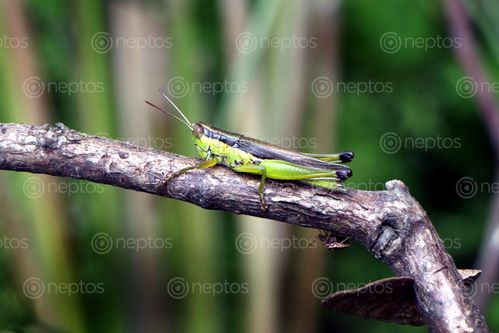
{"left": 303, "top": 179, "right": 340, "bottom": 190}
{"left": 232, "top": 163, "right": 269, "bottom": 210}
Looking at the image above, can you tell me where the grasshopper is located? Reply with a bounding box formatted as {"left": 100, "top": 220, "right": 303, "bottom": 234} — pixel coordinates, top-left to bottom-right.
{"left": 146, "top": 91, "right": 354, "bottom": 209}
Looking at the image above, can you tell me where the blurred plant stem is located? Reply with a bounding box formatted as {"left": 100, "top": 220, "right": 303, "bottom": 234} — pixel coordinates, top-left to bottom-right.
{"left": 221, "top": 0, "right": 311, "bottom": 332}
{"left": 287, "top": 2, "right": 340, "bottom": 333}
{"left": 167, "top": 1, "right": 221, "bottom": 333}
{"left": 444, "top": 0, "right": 499, "bottom": 310}
{"left": 73, "top": 0, "right": 122, "bottom": 331}
{"left": 110, "top": 2, "right": 167, "bottom": 332}
{"left": 0, "top": 1, "right": 85, "bottom": 332}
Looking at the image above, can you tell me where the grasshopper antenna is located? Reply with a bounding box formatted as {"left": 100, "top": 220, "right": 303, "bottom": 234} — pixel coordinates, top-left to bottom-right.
{"left": 145, "top": 91, "right": 193, "bottom": 130}
{"left": 159, "top": 90, "right": 193, "bottom": 127}
{"left": 145, "top": 100, "right": 193, "bottom": 130}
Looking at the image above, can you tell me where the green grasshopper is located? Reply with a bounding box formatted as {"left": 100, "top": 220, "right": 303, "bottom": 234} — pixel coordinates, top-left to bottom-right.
{"left": 146, "top": 91, "right": 354, "bottom": 209}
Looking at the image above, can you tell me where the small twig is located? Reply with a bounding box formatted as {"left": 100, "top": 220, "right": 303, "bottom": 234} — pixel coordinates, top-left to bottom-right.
{"left": 0, "top": 122, "right": 490, "bottom": 332}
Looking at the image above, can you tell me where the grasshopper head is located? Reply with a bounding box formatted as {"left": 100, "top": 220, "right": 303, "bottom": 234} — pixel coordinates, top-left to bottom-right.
{"left": 191, "top": 122, "right": 205, "bottom": 150}
{"left": 191, "top": 122, "right": 214, "bottom": 144}
{"left": 191, "top": 122, "right": 213, "bottom": 159}
{"left": 192, "top": 122, "right": 205, "bottom": 139}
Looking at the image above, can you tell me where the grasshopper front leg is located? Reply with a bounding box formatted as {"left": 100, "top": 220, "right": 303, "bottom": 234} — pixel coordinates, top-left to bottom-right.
{"left": 167, "top": 158, "right": 219, "bottom": 182}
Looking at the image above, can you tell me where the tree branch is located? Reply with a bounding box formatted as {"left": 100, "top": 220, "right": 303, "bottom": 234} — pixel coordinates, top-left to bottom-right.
{"left": 0, "top": 122, "right": 490, "bottom": 332}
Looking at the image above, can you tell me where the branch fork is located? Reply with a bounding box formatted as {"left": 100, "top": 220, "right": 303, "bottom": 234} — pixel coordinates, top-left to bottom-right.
{"left": 0, "top": 122, "right": 489, "bottom": 332}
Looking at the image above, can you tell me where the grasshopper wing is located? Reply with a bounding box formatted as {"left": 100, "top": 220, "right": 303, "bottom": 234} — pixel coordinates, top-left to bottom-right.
{"left": 233, "top": 136, "right": 353, "bottom": 178}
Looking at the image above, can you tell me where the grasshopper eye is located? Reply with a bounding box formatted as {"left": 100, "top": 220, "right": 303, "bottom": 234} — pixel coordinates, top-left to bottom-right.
{"left": 193, "top": 123, "right": 204, "bottom": 138}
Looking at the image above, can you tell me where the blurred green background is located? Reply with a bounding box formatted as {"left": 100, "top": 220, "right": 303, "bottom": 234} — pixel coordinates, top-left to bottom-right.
{"left": 0, "top": 0, "right": 498, "bottom": 332}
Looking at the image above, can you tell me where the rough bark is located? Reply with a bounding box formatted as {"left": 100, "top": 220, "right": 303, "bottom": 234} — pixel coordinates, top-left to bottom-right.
{"left": 0, "top": 122, "right": 490, "bottom": 332}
